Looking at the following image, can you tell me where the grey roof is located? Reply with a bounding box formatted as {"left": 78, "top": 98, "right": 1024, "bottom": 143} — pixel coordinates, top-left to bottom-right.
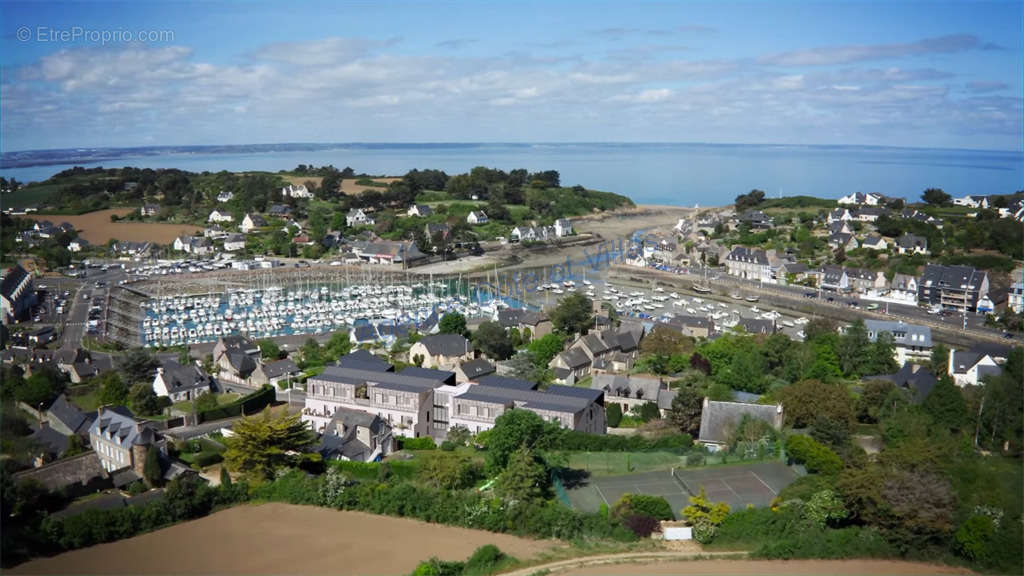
{"left": 351, "top": 324, "right": 378, "bottom": 342}
{"left": 47, "top": 393, "right": 94, "bottom": 435}
{"left": 580, "top": 333, "right": 611, "bottom": 355}
{"left": 29, "top": 425, "right": 70, "bottom": 457}
{"left": 591, "top": 374, "right": 662, "bottom": 401}
{"left": 896, "top": 233, "right": 928, "bottom": 250}
{"left": 314, "top": 365, "right": 445, "bottom": 393}
{"left": 244, "top": 213, "right": 268, "bottom": 226}
{"left": 336, "top": 349, "right": 394, "bottom": 372}
{"left": 497, "top": 308, "right": 547, "bottom": 328}
{"left": 260, "top": 359, "right": 299, "bottom": 379}
{"left": 411, "top": 204, "right": 433, "bottom": 215}
{"left": 739, "top": 317, "right": 776, "bottom": 334}
{"left": 268, "top": 204, "right": 291, "bottom": 215}
{"left": 1, "top": 265, "right": 31, "bottom": 300}
{"left": 556, "top": 347, "right": 591, "bottom": 369}
{"left": 699, "top": 400, "right": 782, "bottom": 445}
{"left": 950, "top": 350, "right": 1000, "bottom": 378}
{"left": 417, "top": 333, "right": 471, "bottom": 357}
{"left": 727, "top": 246, "right": 769, "bottom": 265}
{"left": 864, "top": 320, "right": 932, "bottom": 348}
{"left": 862, "top": 235, "right": 886, "bottom": 247}
{"left": 476, "top": 374, "right": 539, "bottom": 391}
{"left": 920, "top": 265, "right": 986, "bottom": 292}
{"left": 657, "top": 388, "right": 677, "bottom": 410}
{"left": 459, "top": 358, "right": 496, "bottom": 380}
{"left": 225, "top": 351, "right": 257, "bottom": 376}
{"left": 89, "top": 406, "right": 153, "bottom": 448}
{"left": 828, "top": 232, "right": 855, "bottom": 246}
{"left": 398, "top": 366, "right": 456, "bottom": 385}
{"left": 780, "top": 262, "right": 809, "bottom": 275}
{"left": 458, "top": 382, "right": 602, "bottom": 415}
{"left": 159, "top": 360, "right": 212, "bottom": 394}
{"left": 867, "top": 364, "right": 937, "bottom": 404}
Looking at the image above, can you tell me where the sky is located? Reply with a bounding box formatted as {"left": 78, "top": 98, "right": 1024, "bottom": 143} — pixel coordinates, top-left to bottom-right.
{"left": 1, "top": 0, "right": 1021, "bottom": 151}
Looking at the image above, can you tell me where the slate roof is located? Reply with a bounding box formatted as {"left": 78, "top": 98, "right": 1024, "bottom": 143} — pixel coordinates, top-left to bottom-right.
{"left": 864, "top": 320, "right": 932, "bottom": 348}
{"left": 89, "top": 406, "right": 154, "bottom": 448}
{"left": 591, "top": 374, "right": 662, "bottom": 400}
{"left": 698, "top": 400, "right": 783, "bottom": 445}
{"left": 556, "top": 347, "right": 591, "bottom": 369}
{"left": 29, "top": 424, "right": 70, "bottom": 457}
{"left": 476, "top": 374, "right": 539, "bottom": 391}
{"left": 314, "top": 365, "right": 446, "bottom": 393}
{"left": 920, "top": 265, "right": 986, "bottom": 292}
{"left": 47, "top": 393, "right": 94, "bottom": 435}
{"left": 459, "top": 358, "right": 496, "bottom": 380}
{"left": 739, "top": 317, "right": 776, "bottom": 334}
{"left": 497, "top": 308, "right": 547, "bottom": 328}
{"left": 399, "top": 366, "right": 456, "bottom": 385}
{"left": 260, "top": 359, "right": 299, "bottom": 379}
{"left": 417, "top": 333, "right": 471, "bottom": 357}
{"left": 726, "top": 246, "right": 769, "bottom": 265}
{"left": 458, "top": 383, "right": 603, "bottom": 415}
{"left": 158, "top": 360, "right": 212, "bottom": 394}
{"left": 866, "top": 364, "right": 937, "bottom": 404}
{"left": 336, "top": 349, "right": 394, "bottom": 372}
{"left": 896, "top": 233, "right": 928, "bottom": 250}
{"left": 1, "top": 265, "right": 31, "bottom": 300}
{"left": 350, "top": 324, "right": 379, "bottom": 342}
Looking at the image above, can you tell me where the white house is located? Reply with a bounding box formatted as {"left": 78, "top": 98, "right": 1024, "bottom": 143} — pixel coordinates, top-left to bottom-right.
{"left": 948, "top": 350, "right": 1002, "bottom": 387}
{"left": 407, "top": 204, "right": 434, "bottom": 217}
{"left": 953, "top": 195, "right": 989, "bottom": 209}
{"left": 68, "top": 239, "right": 87, "bottom": 253}
{"left": 467, "top": 210, "right": 488, "bottom": 225}
{"left": 860, "top": 235, "right": 889, "bottom": 251}
{"left": 152, "top": 360, "right": 214, "bottom": 402}
{"left": 208, "top": 210, "right": 235, "bottom": 223}
{"left": 216, "top": 190, "right": 234, "bottom": 203}
{"left": 895, "top": 233, "right": 929, "bottom": 255}
{"left": 838, "top": 192, "right": 883, "bottom": 206}
{"left": 347, "top": 208, "right": 375, "bottom": 227}
{"left": 241, "top": 213, "right": 267, "bottom": 234}
{"left": 223, "top": 234, "right": 247, "bottom": 252}
{"left": 282, "top": 184, "right": 314, "bottom": 199}
{"left": 140, "top": 204, "right": 160, "bottom": 217}
{"left": 1009, "top": 281, "right": 1023, "bottom": 314}
{"left": 554, "top": 218, "right": 574, "bottom": 237}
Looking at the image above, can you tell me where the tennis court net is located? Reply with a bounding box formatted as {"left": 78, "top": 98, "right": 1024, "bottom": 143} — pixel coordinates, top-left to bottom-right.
{"left": 671, "top": 467, "right": 695, "bottom": 497}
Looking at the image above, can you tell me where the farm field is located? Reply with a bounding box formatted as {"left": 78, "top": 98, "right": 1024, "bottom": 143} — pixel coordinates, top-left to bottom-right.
{"left": 10, "top": 503, "right": 559, "bottom": 575}
{"left": 559, "top": 559, "right": 972, "bottom": 575}
{"left": 24, "top": 209, "right": 202, "bottom": 244}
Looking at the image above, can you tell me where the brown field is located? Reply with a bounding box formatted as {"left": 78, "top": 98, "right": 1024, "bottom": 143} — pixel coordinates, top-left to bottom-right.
{"left": 26, "top": 209, "right": 202, "bottom": 244}
{"left": 561, "top": 559, "right": 972, "bottom": 575}
{"left": 10, "top": 503, "right": 559, "bottom": 575}
{"left": 280, "top": 174, "right": 323, "bottom": 187}
{"left": 341, "top": 177, "right": 400, "bottom": 195}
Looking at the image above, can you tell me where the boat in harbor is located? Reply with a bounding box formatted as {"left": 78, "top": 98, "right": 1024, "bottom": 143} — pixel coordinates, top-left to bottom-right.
{"left": 692, "top": 283, "right": 712, "bottom": 294}
{"left": 744, "top": 295, "right": 760, "bottom": 303}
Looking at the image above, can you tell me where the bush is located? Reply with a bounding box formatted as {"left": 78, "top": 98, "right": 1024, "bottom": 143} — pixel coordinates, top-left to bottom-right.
{"left": 612, "top": 494, "right": 674, "bottom": 521}
{"left": 607, "top": 403, "right": 623, "bottom": 428}
{"left": 440, "top": 440, "right": 457, "bottom": 451}
{"left": 193, "top": 452, "right": 223, "bottom": 468}
{"left": 539, "top": 429, "right": 692, "bottom": 452}
{"left": 621, "top": 514, "right": 661, "bottom": 538}
{"left": 785, "top": 435, "right": 842, "bottom": 475}
{"left": 399, "top": 437, "right": 437, "bottom": 451}
{"left": 685, "top": 452, "right": 706, "bottom": 467}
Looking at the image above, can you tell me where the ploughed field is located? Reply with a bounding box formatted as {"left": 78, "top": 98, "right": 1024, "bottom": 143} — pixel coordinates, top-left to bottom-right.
{"left": 25, "top": 209, "right": 202, "bottom": 244}
{"left": 560, "top": 559, "right": 972, "bottom": 575}
{"left": 11, "top": 503, "right": 558, "bottom": 575}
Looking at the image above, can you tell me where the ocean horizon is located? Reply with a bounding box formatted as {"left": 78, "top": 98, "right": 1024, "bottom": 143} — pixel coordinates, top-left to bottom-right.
{"left": 2, "top": 142, "right": 1020, "bottom": 207}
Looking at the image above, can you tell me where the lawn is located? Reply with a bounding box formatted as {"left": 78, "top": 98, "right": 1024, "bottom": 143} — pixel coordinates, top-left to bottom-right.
{"left": 561, "top": 451, "right": 686, "bottom": 476}
{"left": 67, "top": 385, "right": 102, "bottom": 412}
{"left": 172, "top": 392, "right": 240, "bottom": 413}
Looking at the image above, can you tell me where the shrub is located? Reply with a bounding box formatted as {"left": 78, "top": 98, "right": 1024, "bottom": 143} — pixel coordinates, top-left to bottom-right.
{"left": 193, "top": 452, "right": 223, "bottom": 468}
{"left": 785, "top": 435, "right": 842, "bottom": 475}
{"left": 607, "top": 403, "right": 623, "bottom": 427}
{"left": 612, "top": 494, "right": 674, "bottom": 521}
{"left": 400, "top": 437, "right": 437, "bottom": 451}
{"left": 621, "top": 514, "right": 661, "bottom": 538}
{"left": 685, "top": 452, "right": 706, "bottom": 467}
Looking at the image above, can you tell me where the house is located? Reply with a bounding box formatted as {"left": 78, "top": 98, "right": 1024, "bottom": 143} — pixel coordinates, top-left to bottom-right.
{"left": 725, "top": 246, "right": 772, "bottom": 283}
{"left": 918, "top": 265, "right": 989, "bottom": 312}
{"left": 223, "top": 234, "right": 246, "bottom": 252}
{"left": 889, "top": 273, "right": 919, "bottom": 304}
{"left": 204, "top": 226, "right": 229, "bottom": 239}
{"left": 467, "top": 210, "right": 488, "bottom": 225}
{"left": 152, "top": 360, "right": 214, "bottom": 402}
{"left": 496, "top": 308, "right": 552, "bottom": 340}
{"left": 68, "top": 238, "right": 88, "bottom": 253}
{"left": 549, "top": 347, "right": 592, "bottom": 383}
{"left": 778, "top": 262, "right": 810, "bottom": 285}
{"left": 249, "top": 358, "right": 301, "bottom": 388}
{"left": 1008, "top": 281, "right": 1023, "bottom": 314}
{"left": 425, "top": 222, "right": 450, "bottom": 241}
{"left": 88, "top": 406, "right": 163, "bottom": 474}
{"left": 948, "top": 350, "right": 1002, "bottom": 387}
{"left": 819, "top": 265, "right": 849, "bottom": 292}
{"left": 316, "top": 407, "right": 394, "bottom": 462}
{"left": 140, "top": 204, "right": 160, "bottom": 217}
{"left": 895, "top": 233, "right": 928, "bottom": 255}
{"left": 216, "top": 190, "right": 234, "bottom": 203}
{"left": 554, "top": 218, "right": 574, "bottom": 237}
{"left": 657, "top": 316, "right": 713, "bottom": 339}
{"left": 241, "top": 213, "right": 268, "bottom": 234}
{"left": 863, "top": 320, "right": 932, "bottom": 364}
{"left": 828, "top": 220, "right": 853, "bottom": 235}
{"left": 337, "top": 350, "right": 394, "bottom": 372}
{"left": 213, "top": 335, "right": 261, "bottom": 383}
{"left": 854, "top": 206, "right": 886, "bottom": 222}
{"left": 827, "top": 208, "right": 854, "bottom": 223}
{"left": 456, "top": 358, "right": 496, "bottom": 383}
{"left": 549, "top": 325, "right": 644, "bottom": 383}
{"left": 838, "top": 192, "right": 884, "bottom": 206}
{"left": 349, "top": 241, "right": 426, "bottom": 266}
{"left": 407, "top": 204, "right": 434, "bottom": 217}
{"left": 43, "top": 393, "right": 96, "bottom": 436}
{"left": 27, "top": 326, "right": 55, "bottom": 346}
{"left": 828, "top": 232, "right": 859, "bottom": 251}
{"left": 737, "top": 210, "right": 773, "bottom": 229}
{"left": 697, "top": 398, "right": 784, "bottom": 450}
{"left": 266, "top": 204, "right": 291, "bottom": 218}
{"left": 738, "top": 317, "right": 776, "bottom": 334}
{"left": 450, "top": 380, "right": 606, "bottom": 435}
{"left": 953, "top": 195, "right": 989, "bottom": 209}
{"left": 207, "top": 209, "right": 235, "bottom": 223}
{"left": 27, "top": 423, "right": 72, "bottom": 466}
{"left": 1, "top": 265, "right": 35, "bottom": 325}
{"left": 346, "top": 208, "right": 375, "bottom": 227}
{"left": 846, "top": 268, "right": 885, "bottom": 293}
{"left": 866, "top": 364, "right": 937, "bottom": 404}
{"left": 173, "top": 235, "right": 212, "bottom": 255}
{"left": 409, "top": 333, "right": 473, "bottom": 370}
{"left": 861, "top": 235, "right": 888, "bottom": 251}
{"left": 282, "top": 184, "right": 314, "bottom": 199}
{"left": 590, "top": 374, "right": 664, "bottom": 414}
{"left": 510, "top": 226, "right": 538, "bottom": 243}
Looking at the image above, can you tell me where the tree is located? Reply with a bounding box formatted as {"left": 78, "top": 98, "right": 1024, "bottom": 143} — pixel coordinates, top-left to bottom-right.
{"left": 931, "top": 343, "right": 949, "bottom": 377}
{"left": 65, "top": 434, "right": 86, "bottom": 457}
{"left": 868, "top": 332, "right": 899, "bottom": 375}
{"left": 122, "top": 348, "right": 158, "bottom": 384}
{"left": 633, "top": 402, "right": 661, "bottom": 423}
{"left": 484, "top": 409, "right": 547, "bottom": 473}
{"left": 856, "top": 379, "right": 896, "bottom": 423}
{"left": 923, "top": 375, "right": 967, "bottom": 432}
{"left": 473, "top": 321, "right": 513, "bottom": 360}
{"left": 607, "top": 403, "right": 623, "bottom": 427}
{"left": 681, "top": 487, "right": 730, "bottom": 543}
{"left": 446, "top": 424, "right": 471, "bottom": 447}
{"left": 194, "top": 393, "right": 219, "bottom": 412}
{"left": 837, "top": 320, "right": 870, "bottom": 377}
{"left": 258, "top": 339, "right": 281, "bottom": 360}
{"left": 223, "top": 408, "right": 314, "bottom": 480}
{"left": 219, "top": 466, "right": 232, "bottom": 487}
{"left": 143, "top": 447, "right": 163, "bottom": 487}
{"left": 129, "top": 383, "right": 160, "bottom": 416}
{"left": 97, "top": 372, "right": 129, "bottom": 406}
{"left": 550, "top": 293, "right": 593, "bottom": 337}
{"left": 778, "top": 379, "right": 853, "bottom": 429}
{"left": 669, "top": 386, "right": 704, "bottom": 436}
{"left": 735, "top": 189, "right": 766, "bottom": 211}
{"left": 418, "top": 453, "right": 478, "bottom": 490}
{"left": 494, "top": 447, "right": 550, "bottom": 503}
{"left": 527, "top": 333, "right": 564, "bottom": 367}
{"left": 612, "top": 493, "right": 674, "bottom": 521}
{"left": 439, "top": 312, "right": 467, "bottom": 335}
{"left": 921, "top": 188, "right": 951, "bottom": 206}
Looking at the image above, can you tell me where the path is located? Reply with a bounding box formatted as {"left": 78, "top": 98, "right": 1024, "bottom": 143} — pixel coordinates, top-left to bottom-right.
{"left": 500, "top": 551, "right": 740, "bottom": 576}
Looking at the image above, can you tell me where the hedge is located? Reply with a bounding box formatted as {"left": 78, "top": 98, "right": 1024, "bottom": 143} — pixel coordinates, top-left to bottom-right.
{"left": 785, "top": 435, "right": 842, "bottom": 476}
{"left": 399, "top": 437, "right": 437, "bottom": 451}
{"left": 196, "top": 386, "right": 275, "bottom": 423}
{"left": 539, "top": 430, "right": 692, "bottom": 453}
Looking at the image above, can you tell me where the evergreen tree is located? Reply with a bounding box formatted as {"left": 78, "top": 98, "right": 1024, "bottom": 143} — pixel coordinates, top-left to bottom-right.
{"left": 924, "top": 376, "right": 968, "bottom": 432}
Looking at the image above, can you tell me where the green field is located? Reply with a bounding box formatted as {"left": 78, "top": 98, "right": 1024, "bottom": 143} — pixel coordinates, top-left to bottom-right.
{"left": 562, "top": 451, "right": 685, "bottom": 475}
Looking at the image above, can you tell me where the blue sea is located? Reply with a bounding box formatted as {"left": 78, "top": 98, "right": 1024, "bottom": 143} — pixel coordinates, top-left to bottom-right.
{"left": 1, "top": 143, "right": 1020, "bottom": 206}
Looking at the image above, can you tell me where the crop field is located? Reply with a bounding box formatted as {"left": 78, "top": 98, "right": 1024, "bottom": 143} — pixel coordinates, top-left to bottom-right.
{"left": 24, "top": 209, "right": 202, "bottom": 244}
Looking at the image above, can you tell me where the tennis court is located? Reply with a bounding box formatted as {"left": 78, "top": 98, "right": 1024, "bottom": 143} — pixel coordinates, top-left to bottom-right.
{"left": 563, "top": 461, "right": 798, "bottom": 519}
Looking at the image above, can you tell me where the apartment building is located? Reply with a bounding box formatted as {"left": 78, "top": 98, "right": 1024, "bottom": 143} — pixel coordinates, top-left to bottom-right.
{"left": 918, "top": 265, "right": 990, "bottom": 313}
